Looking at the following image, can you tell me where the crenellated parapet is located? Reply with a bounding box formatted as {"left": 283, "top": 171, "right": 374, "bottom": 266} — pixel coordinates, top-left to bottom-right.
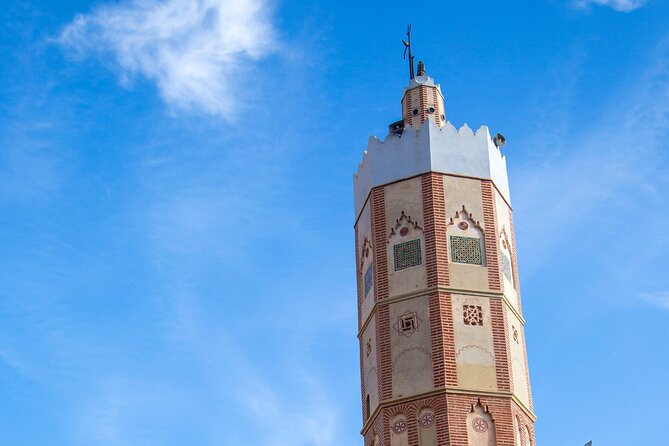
{"left": 354, "top": 119, "right": 511, "bottom": 220}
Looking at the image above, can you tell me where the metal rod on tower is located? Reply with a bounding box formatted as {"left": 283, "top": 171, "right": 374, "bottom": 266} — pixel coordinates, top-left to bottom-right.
{"left": 402, "top": 24, "right": 415, "bottom": 79}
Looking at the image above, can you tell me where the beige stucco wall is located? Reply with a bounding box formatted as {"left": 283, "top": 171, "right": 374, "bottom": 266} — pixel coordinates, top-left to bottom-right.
{"left": 387, "top": 227, "right": 427, "bottom": 297}
{"left": 362, "top": 313, "right": 379, "bottom": 416}
{"left": 443, "top": 176, "right": 492, "bottom": 292}
{"left": 451, "top": 294, "right": 497, "bottom": 391}
{"left": 507, "top": 308, "right": 530, "bottom": 408}
{"left": 390, "top": 295, "right": 433, "bottom": 398}
{"left": 494, "top": 189, "right": 519, "bottom": 310}
{"left": 385, "top": 177, "right": 424, "bottom": 232}
{"left": 443, "top": 175, "right": 484, "bottom": 225}
{"left": 446, "top": 208, "right": 489, "bottom": 292}
{"left": 385, "top": 177, "right": 427, "bottom": 297}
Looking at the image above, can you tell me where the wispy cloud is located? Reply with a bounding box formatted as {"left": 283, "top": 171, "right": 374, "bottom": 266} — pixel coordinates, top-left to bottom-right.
{"left": 57, "top": 0, "right": 277, "bottom": 118}
{"left": 513, "top": 36, "right": 669, "bottom": 271}
{"left": 639, "top": 292, "right": 669, "bottom": 310}
{"left": 573, "top": 0, "right": 647, "bottom": 12}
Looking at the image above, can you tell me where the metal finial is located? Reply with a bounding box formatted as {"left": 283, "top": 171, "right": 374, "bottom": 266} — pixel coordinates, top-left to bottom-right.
{"left": 417, "top": 60, "right": 425, "bottom": 76}
{"left": 402, "top": 24, "right": 415, "bottom": 79}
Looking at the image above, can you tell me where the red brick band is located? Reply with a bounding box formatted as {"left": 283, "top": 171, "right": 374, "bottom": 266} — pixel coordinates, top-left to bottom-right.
{"left": 371, "top": 187, "right": 389, "bottom": 301}
{"left": 490, "top": 297, "right": 513, "bottom": 392}
{"left": 433, "top": 88, "right": 442, "bottom": 126}
{"left": 421, "top": 173, "right": 450, "bottom": 287}
{"left": 376, "top": 304, "right": 392, "bottom": 401}
{"left": 429, "top": 292, "right": 458, "bottom": 388}
{"left": 446, "top": 394, "right": 518, "bottom": 446}
{"left": 481, "top": 180, "right": 501, "bottom": 291}
{"left": 380, "top": 394, "right": 449, "bottom": 446}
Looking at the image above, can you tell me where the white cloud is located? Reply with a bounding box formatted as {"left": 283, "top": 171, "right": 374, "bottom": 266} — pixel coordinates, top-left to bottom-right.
{"left": 512, "top": 37, "right": 669, "bottom": 273}
{"left": 639, "top": 292, "right": 669, "bottom": 310}
{"left": 574, "top": 0, "right": 647, "bottom": 12}
{"left": 57, "top": 0, "right": 277, "bottom": 118}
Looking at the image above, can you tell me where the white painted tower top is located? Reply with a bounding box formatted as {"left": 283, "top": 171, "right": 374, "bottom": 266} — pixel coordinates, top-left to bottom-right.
{"left": 353, "top": 70, "right": 511, "bottom": 219}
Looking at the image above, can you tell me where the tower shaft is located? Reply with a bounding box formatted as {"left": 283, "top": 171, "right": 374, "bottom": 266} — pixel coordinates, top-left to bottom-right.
{"left": 354, "top": 71, "right": 536, "bottom": 446}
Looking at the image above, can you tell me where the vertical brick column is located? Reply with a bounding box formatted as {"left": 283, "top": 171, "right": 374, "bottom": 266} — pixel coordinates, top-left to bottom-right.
{"left": 481, "top": 180, "right": 501, "bottom": 291}
{"left": 487, "top": 398, "right": 517, "bottom": 446}
{"left": 510, "top": 209, "right": 534, "bottom": 411}
{"left": 421, "top": 173, "right": 450, "bottom": 287}
{"left": 370, "top": 409, "right": 386, "bottom": 446}
{"left": 429, "top": 292, "right": 458, "bottom": 387}
{"left": 419, "top": 86, "right": 429, "bottom": 125}
{"left": 403, "top": 90, "right": 413, "bottom": 127}
{"left": 521, "top": 331, "right": 534, "bottom": 412}
{"left": 371, "top": 187, "right": 388, "bottom": 301}
{"left": 445, "top": 394, "right": 469, "bottom": 446}
{"left": 407, "top": 414, "right": 420, "bottom": 446}
{"left": 433, "top": 88, "right": 443, "bottom": 127}
{"left": 376, "top": 304, "right": 392, "bottom": 401}
{"left": 490, "top": 298, "right": 513, "bottom": 392}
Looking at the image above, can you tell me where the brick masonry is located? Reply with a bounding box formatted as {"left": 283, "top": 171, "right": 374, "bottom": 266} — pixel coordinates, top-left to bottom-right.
{"left": 358, "top": 177, "right": 535, "bottom": 446}
{"left": 481, "top": 180, "right": 501, "bottom": 291}
{"left": 364, "top": 391, "right": 535, "bottom": 446}
{"left": 371, "top": 188, "right": 389, "bottom": 301}
{"left": 429, "top": 292, "right": 458, "bottom": 388}
{"left": 421, "top": 173, "right": 450, "bottom": 287}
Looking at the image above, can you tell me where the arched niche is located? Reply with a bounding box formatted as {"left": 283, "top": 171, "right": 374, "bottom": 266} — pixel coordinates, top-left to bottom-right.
{"left": 514, "top": 416, "right": 523, "bottom": 446}
{"left": 466, "top": 400, "right": 496, "bottom": 446}
{"left": 387, "top": 212, "right": 426, "bottom": 295}
{"left": 498, "top": 226, "right": 514, "bottom": 286}
{"left": 390, "top": 413, "right": 409, "bottom": 446}
{"left": 361, "top": 236, "right": 374, "bottom": 299}
{"left": 417, "top": 407, "right": 437, "bottom": 446}
{"left": 524, "top": 425, "right": 533, "bottom": 446}
{"left": 447, "top": 206, "right": 485, "bottom": 266}
{"left": 387, "top": 212, "right": 424, "bottom": 271}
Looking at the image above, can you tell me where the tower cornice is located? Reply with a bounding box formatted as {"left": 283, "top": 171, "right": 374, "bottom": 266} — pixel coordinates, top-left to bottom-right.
{"left": 353, "top": 120, "right": 511, "bottom": 220}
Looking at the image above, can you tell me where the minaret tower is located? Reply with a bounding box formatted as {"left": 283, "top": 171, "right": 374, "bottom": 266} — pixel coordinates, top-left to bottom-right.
{"left": 354, "top": 55, "right": 536, "bottom": 445}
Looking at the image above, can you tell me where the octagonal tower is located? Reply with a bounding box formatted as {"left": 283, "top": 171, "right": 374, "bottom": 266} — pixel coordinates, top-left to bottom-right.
{"left": 354, "top": 65, "right": 536, "bottom": 446}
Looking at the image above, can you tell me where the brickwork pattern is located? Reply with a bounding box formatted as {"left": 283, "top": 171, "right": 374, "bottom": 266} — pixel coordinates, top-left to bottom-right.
{"left": 446, "top": 394, "right": 518, "bottom": 446}
{"left": 520, "top": 327, "right": 534, "bottom": 412}
{"left": 418, "top": 87, "right": 428, "bottom": 126}
{"left": 358, "top": 181, "right": 535, "bottom": 446}
{"left": 490, "top": 297, "right": 513, "bottom": 392}
{"left": 381, "top": 394, "right": 450, "bottom": 446}
{"left": 376, "top": 304, "right": 392, "bottom": 401}
{"left": 429, "top": 292, "right": 458, "bottom": 387}
{"left": 402, "top": 86, "right": 442, "bottom": 129}
{"left": 421, "top": 173, "right": 450, "bottom": 287}
{"left": 365, "top": 410, "right": 387, "bottom": 446}
{"left": 433, "top": 88, "right": 443, "bottom": 127}
{"left": 481, "top": 180, "right": 501, "bottom": 291}
{"left": 508, "top": 209, "right": 534, "bottom": 412}
{"left": 512, "top": 399, "right": 536, "bottom": 446}
{"left": 366, "top": 393, "right": 533, "bottom": 446}
{"left": 371, "top": 188, "right": 389, "bottom": 301}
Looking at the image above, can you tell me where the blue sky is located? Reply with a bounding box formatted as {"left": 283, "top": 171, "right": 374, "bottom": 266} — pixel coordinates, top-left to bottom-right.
{"left": 1, "top": 0, "right": 668, "bottom": 444}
